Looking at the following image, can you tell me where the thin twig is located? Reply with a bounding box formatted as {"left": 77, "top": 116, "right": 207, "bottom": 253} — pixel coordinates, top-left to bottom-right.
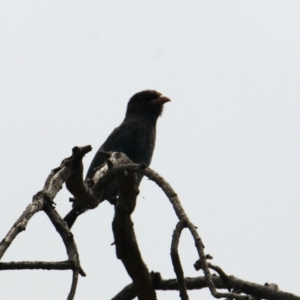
{"left": 68, "top": 270, "right": 79, "bottom": 300}
{"left": 43, "top": 202, "right": 85, "bottom": 277}
{"left": 0, "top": 260, "right": 79, "bottom": 271}
{"left": 170, "top": 220, "right": 189, "bottom": 300}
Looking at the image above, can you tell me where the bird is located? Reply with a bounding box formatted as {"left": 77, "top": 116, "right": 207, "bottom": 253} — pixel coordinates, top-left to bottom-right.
{"left": 63, "top": 90, "right": 170, "bottom": 228}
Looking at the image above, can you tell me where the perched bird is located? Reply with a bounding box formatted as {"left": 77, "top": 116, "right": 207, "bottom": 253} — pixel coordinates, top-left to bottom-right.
{"left": 64, "top": 90, "right": 170, "bottom": 228}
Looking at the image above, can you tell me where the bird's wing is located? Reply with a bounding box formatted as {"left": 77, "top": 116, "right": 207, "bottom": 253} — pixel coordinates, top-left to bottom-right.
{"left": 85, "top": 120, "right": 139, "bottom": 179}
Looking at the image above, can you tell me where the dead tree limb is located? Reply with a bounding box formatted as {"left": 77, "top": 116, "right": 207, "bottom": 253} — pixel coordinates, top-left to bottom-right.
{"left": 92, "top": 163, "right": 248, "bottom": 299}
{"left": 171, "top": 220, "right": 189, "bottom": 300}
{"left": 0, "top": 260, "right": 80, "bottom": 271}
{"left": 0, "top": 146, "right": 91, "bottom": 300}
{"left": 112, "top": 271, "right": 300, "bottom": 300}
{"left": 64, "top": 146, "right": 102, "bottom": 209}
{"left": 102, "top": 152, "right": 157, "bottom": 300}
{"left": 2, "top": 146, "right": 299, "bottom": 300}
{"left": 0, "top": 196, "right": 44, "bottom": 260}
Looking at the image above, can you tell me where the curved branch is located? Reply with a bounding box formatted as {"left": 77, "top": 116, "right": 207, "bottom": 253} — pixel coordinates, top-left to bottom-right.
{"left": 43, "top": 202, "right": 85, "bottom": 277}
{"left": 92, "top": 162, "right": 273, "bottom": 299}
{"left": 170, "top": 220, "right": 189, "bottom": 300}
{"left": 93, "top": 163, "right": 221, "bottom": 298}
{"left": 68, "top": 270, "right": 79, "bottom": 300}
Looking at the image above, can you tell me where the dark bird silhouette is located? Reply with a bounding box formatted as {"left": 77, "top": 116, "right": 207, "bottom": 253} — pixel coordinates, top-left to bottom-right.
{"left": 63, "top": 90, "right": 170, "bottom": 228}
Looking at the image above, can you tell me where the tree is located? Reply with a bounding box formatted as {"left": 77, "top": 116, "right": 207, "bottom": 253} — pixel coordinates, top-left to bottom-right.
{"left": 0, "top": 146, "right": 299, "bottom": 300}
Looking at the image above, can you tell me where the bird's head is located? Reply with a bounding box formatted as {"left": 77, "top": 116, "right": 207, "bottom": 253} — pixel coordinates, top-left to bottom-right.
{"left": 126, "top": 90, "right": 170, "bottom": 121}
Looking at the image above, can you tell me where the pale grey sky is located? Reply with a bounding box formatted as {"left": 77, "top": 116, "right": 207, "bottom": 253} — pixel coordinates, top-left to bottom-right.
{"left": 1, "top": 1, "right": 300, "bottom": 299}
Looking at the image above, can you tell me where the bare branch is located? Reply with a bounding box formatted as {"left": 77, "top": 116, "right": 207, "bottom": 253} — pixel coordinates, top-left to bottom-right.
{"left": 43, "top": 202, "right": 85, "bottom": 277}
{"left": 0, "top": 260, "right": 79, "bottom": 271}
{"left": 0, "top": 155, "right": 76, "bottom": 260}
{"left": 0, "top": 146, "right": 90, "bottom": 300}
{"left": 92, "top": 163, "right": 220, "bottom": 298}
{"left": 112, "top": 273, "right": 300, "bottom": 300}
{"left": 2, "top": 147, "right": 299, "bottom": 300}
{"left": 64, "top": 146, "right": 103, "bottom": 209}
{"left": 0, "top": 197, "right": 44, "bottom": 260}
{"left": 171, "top": 220, "right": 189, "bottom": 300}
{"left": 109, "top": 153, "right": 157, "bottom": 300}
{"left": 68, "top": 270, "right": 79, "bottom": 300}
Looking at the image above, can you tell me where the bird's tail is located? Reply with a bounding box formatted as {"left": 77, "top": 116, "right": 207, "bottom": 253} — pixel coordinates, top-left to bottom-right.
{"left": 63, "top": 204, "right": 88, "bottom": 229}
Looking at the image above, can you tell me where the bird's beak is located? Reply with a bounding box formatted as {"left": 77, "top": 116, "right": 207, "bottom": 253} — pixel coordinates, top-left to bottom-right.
{"left": 150, "top": 96, "right": 171, "bottom": 106}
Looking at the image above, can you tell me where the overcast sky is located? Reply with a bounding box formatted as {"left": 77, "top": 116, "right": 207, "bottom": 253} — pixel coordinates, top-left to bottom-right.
{"left": 1, "top": 1, "right": 300, "bottom": 299}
